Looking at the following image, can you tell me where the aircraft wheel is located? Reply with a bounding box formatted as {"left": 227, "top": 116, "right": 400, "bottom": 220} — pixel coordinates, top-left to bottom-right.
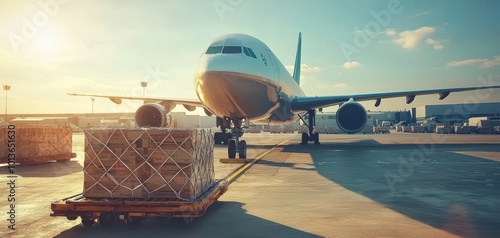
{"left": 224, "top": 133, "right": 232, "bottom": 144}
{"left": 214, "top": 132, "right": 222, "bottom": 144}
{"left": 228, "top": 140, "right": 236, "bottom": 158}
{"left": 313, "top": 132, "right": 320, "bottom": 145}
{"left": 238, "top": 140, "right": 247, "bottom": 159}
{"left": 301, "top": 133, "right": 309, "bottom": 145}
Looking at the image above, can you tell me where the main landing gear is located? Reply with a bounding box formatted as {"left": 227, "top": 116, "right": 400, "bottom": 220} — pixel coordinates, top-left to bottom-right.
{"left": 214, "top": 117, "right": 247, "bottom": 159}
{"left": 299, "top": 109, "right": 320, "bottom": 145}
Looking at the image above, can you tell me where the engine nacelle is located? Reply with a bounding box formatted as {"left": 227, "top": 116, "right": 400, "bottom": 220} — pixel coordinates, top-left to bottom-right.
{"left": 135, "top": 103, "right": 169, "bottom": 127}
{"left": 336, "top": 100, "right": 368, "bottom": 134}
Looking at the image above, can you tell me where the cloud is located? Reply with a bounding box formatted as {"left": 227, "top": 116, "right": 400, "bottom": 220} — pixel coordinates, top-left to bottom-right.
{"left": 425, "top": 38, "right": 448, "bottom": 50}
{"left": 446, "top": 56, "right": 500, "bottom": 68}
{"left": 285, "top": 64, "right": 321, "bottom": 73}
{"left": 414, "top": 11, "right": 430, "bottom": 17}
{"left": 446, "top": 58, "right": 487, "bottom": 67}
{"left": 300, "top": 64, "right": 321, "bottom": 72}
{"left": 394, "top": 27, "right": 436, "bottom": 49}
{"left": 385, "top": 28, "right": 397, "bottom": 36}
{"left": 343, "top": 61, "right": 361, "bottom": 69}
{"left": 481, "top": 56, "right": 500, "bottom": 68}
{"left": 334, "top": 83, "right": 347, "bottom": 88}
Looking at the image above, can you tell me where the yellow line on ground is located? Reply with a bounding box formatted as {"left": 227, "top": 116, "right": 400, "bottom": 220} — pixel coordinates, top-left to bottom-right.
{"left": 225, "top": 137, "right": 292, "bottom": 185}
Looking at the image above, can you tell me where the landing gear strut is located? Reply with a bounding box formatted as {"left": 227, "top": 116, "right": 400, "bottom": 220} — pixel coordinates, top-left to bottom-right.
{"left": 299, "top": 109, "right": 320, "bottom": 145}
{"left": 226, "top": 118, "right": 247, "bottom": 159}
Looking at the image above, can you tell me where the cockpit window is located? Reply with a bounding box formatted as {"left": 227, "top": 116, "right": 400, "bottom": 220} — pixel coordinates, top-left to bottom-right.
{"left": 243, "top": 47, "right": 257, "bottom": 59}
{"left": 222, "top": 46, "right": 242, "bottom": 54}
{"left": 206, "top": 46, "right": 223, "bottom": 54}
{"left": 247, "top": 48, "right": 257, "bottom": 58}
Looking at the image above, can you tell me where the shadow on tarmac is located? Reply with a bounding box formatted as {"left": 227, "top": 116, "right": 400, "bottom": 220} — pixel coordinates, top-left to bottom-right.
{"left": 53, "top": 201, "right": 320, "bottom": 238}
{"left": 277, "top": 139, "right": 500, "bottom": 237}
{"left": 0, "top": 160, "right": 82, "bottom": 177}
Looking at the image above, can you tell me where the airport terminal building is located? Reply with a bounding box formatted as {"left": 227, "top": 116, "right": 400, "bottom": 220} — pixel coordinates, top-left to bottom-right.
{"left": 416, "top": 102, "right": 500, "bottom": 124}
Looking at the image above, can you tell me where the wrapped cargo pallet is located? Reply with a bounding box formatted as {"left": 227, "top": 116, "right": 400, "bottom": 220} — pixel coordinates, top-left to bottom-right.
{"left": 83, "top": 128, "right": 214, "bottom": 202}
{"left": 298, "top": 126, "right": 308, "bottom": 133}
{"left": 0, "top": 126, "right": 73, "bottom": 164}
{"left": 269, "top": 125, "right": 283, "bottom": 133}
{"left": 477, "top": 126, "right": 495, "bottom": 134}
{"left": 454, "top": 126, "right": 470, "bottom": 134}
{"left": 411, "top": 126, "right": 426, "bottom": 133}
{"left": 478, "top": 120, "right": 500, "bottom": 127}
{"left": 435, "top": 125, "right": 452, "bottom": 134}
{"left": 403, "top": 126, "right": 412, "bottom": 133}
{"left": 326, "top": 126, "right": 339, "bottom": 134}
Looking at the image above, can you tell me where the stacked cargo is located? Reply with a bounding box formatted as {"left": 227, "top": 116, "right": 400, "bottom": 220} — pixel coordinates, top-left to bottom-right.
{"left": 373, "top": 127, "right": 390, "bottom": 134}
{"left": 426, "top": 125, "right": 436, "bottom": 134}
{"left": 83, "top": 128, "right": 214, "bottom": 202}
{"left": 326, "top": 126, "right": 340, "bottom": 134}
{"left": 476, "top": 126, "right": 495, "bottom": 134}
{"left": 359, "top": 125, "right": 374, "bottom": 134}
{"left": 402, "top": 126, "right": 412, "bottom": 133}
{"left": 0, "top": 126, "right": 73, "bottom": 164}
{"left": 411, "top": 126, "right": 426, "bottom": 133}
{"left": 282, "top": 124, "right": 297, "bottom": 133}
{"left": 477, "top": 120, "right": 500, "bottom": 127}
{"left": 454, "top": 126, "right": 478, "bottom": 134}
{"left": 269, "top": 125, "right": 283, "bottom": 133}
{"left": 435, "top": 125, "right": 452, "bottom": 134}
{"left": 298, "top": 126, "right": 308, "bottom": 134}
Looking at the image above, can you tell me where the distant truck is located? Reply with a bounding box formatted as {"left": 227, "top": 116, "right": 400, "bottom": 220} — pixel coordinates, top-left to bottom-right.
{"left": 381, "top": 121, "right": 393, "bottom": 128}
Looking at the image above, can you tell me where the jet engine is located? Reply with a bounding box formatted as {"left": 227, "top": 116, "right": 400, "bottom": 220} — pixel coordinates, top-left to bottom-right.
{"left": 336, "top": 100, "right": 368, "bottom": 134}
{"left": 135, "top": 103, "right": 169, "bottom": 127}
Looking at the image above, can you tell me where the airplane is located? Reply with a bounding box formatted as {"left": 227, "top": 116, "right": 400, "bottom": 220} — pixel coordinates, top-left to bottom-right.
{"left": 69, "top": 33, "right": 500, "bottom": 159}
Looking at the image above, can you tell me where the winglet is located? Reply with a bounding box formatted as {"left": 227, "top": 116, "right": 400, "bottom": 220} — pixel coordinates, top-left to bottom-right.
{"left": 292, "top": 32, "right": 302, "bottom": 85}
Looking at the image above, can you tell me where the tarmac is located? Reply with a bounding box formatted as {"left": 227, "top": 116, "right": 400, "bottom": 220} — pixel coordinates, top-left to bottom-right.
{"left": 1, "top": 132, "right": 500, "bottom": 237}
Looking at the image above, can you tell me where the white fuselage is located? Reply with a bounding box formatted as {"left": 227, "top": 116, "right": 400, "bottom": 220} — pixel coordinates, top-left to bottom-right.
{"left": 194, "top": 34, "right": 305, "bottom": 124}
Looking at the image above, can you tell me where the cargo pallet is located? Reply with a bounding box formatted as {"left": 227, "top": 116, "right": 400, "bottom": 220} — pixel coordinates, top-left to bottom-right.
{"left": 50, "top": 180, "right": 228, "bottom": 226}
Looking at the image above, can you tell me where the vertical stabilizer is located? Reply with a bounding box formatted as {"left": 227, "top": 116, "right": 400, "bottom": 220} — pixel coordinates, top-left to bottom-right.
{"left": 292, "top": 32, "right": 302, "bottom": 85}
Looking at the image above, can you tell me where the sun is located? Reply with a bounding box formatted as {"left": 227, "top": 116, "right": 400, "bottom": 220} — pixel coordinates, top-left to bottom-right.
{"left": 27, "top": 26, "right": 66, "bottom": 61}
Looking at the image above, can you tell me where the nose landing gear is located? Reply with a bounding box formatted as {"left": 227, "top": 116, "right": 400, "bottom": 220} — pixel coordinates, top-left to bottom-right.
{"left": 227, "top": 119, "right": 247, "bottom": 159}
{"left": 216, "top": 117, "right": 247, "bottom": 159}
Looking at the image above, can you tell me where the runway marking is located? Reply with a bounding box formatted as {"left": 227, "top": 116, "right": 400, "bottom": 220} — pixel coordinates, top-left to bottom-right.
{"left": 225, "top": 137, "right": 292, "bottom": 184}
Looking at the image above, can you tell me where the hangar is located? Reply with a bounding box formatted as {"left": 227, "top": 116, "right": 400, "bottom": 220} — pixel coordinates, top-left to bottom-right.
{"left": 416, "top": 102, "right": 500, "bottom": 124}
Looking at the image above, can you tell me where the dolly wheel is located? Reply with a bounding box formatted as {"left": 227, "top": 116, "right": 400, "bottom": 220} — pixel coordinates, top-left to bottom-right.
{"left": 81, "top": 218, "right": 95, "bottom": 227}
{"left": 99, "top": 212, "right": 115, "bottom": 226}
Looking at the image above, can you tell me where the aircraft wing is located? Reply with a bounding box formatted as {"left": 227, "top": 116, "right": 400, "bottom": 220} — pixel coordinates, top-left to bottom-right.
{"left": 67, "top": 93, "right": 205, "bottom": 110}
{"left": 291, "top": 85, "right": 500, "bottom": 111}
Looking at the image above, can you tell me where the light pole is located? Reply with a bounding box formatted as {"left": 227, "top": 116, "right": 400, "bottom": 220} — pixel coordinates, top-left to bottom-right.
{"left": 91, "top": 98, "right": 95, "bottom": 114}
{"left": 141, "top": 81, "right": 148, "bottom": 96}
{"left": 3, "top": 85, "right": 10, "bottom": 125}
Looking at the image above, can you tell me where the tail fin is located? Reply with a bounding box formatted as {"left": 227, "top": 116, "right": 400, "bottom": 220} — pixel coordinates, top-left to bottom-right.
{"left": 292, "top": 32, "right": 302, "bottom": 85}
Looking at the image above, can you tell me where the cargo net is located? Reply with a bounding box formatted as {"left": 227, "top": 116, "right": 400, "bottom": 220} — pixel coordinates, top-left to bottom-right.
{"left": 83, "top": 128, "right": 215, "bottom": 202}
{"left": 0, "top": 126, "right": 72, "bottom": 163}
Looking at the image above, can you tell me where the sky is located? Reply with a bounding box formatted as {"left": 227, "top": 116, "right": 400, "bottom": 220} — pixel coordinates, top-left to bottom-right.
{"left": 1, "top": 0, "right": 500, "bottom": 115}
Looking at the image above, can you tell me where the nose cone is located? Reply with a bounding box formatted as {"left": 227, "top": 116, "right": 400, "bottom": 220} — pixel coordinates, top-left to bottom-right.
{"left": 195, "top": 71, "right": 279, "bottom": 120}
